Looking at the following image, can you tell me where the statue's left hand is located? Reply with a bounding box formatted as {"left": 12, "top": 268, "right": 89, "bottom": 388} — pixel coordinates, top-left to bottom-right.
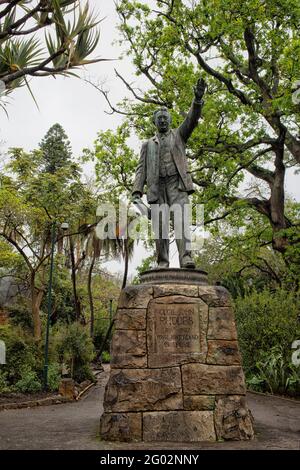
{"left": 194, "top": 77, "right": 207, "bottom": 101}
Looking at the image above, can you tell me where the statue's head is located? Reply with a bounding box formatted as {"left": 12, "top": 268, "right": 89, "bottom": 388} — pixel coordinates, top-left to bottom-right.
{"left": 153, "top": 107, "right": 171, "bottom": 133}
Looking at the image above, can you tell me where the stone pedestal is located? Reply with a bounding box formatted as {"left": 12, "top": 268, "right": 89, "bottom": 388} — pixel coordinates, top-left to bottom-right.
{"left": 100, "top": 273, "right": 254, "bottom": 442}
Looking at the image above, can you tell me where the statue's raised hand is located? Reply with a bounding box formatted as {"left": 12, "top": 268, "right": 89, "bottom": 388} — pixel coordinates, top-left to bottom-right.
{"left": 194, "top": 77, "right": 206, "bottom": 101}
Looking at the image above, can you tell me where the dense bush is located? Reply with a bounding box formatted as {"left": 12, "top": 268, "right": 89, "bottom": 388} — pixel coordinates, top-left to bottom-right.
{"left": 0, "top": 370, "right": 10, "bottom": 393}
{"left": 247, "top": 345, "right": 300, "bottom": 395}
{"left": 0, "top": 321, "right": 97, "bottom": 394}
{"left": 14, "top": 366, "right": 42, "bottom": 393}
{"left": 7, "top": 299, "right": 33, "bottom": 331}
{"left": 0, "top": 325, "right": 40, "bottom": 385}
{"left": 47, "top": 363, "right": 61, "bottom": 392}
{"left": 53, "top": 322, "right": 95, "bottom": 383}
{"left": 234, "top": 288, "right": 300, "bottom": 395}
{"left": 0, "top": 325, "right": 62, "bottom": 393}
{"left": 93, "top": 317, "right": 111, "bottom": 355}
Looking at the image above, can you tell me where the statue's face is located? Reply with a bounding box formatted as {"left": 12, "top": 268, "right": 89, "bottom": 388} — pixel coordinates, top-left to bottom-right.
{"left": 155, "top": 112, "right": 171, "bottom": 133}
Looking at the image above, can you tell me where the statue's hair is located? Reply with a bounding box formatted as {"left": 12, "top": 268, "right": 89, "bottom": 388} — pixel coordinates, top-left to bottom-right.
{"left": 152, "top": 107, "right": 172, "bottom": 125}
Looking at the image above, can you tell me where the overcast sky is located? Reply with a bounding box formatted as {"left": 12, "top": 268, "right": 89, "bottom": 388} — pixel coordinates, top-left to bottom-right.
{"left": 1, "top": 1, "right": 299, "bottom": 278}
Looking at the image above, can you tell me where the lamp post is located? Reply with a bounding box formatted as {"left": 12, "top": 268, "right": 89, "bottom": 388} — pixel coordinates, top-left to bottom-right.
{"left": 43, "top": 221, "right": 69, "bottom": 391}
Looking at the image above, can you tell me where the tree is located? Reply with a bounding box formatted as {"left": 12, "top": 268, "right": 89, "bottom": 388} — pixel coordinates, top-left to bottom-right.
{"left": 0, "top": 0, "right": 105, "bottom": 110}
{"left": 39, "top": 123, "right": 72, "bottom": 174}
{"left": 0, "top": 124, "right": 97, "bottom": 340}
{"left": 108, "top": 0, "right": 300, "bottom": 273}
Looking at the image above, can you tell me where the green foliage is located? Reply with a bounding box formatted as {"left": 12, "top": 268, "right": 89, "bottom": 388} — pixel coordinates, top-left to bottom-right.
{"left": 0, "top": 370, "right": 11, "bottom": 393}
{"left": 101, "top": 351, "right": 111, "bottom": 364}
{"left": 113, "top": 0, "right": 300, "bottom": 278}
{"left": 0, "top": 325, "right": 40, "bottom": 384}
{"left": 197, "top": 219, "right": 288, "bottom": 297}
{"left": 14, "top": 366, "right": 42, "bottom": 394}
{"left": 93, "top": 317, "right": 111, "bottom": 355}
{"left": 47, "top": 362, "right": 61, "bottom": 392}
{"left": 0, "top": 324, "right": 62, "bottom": 394}
{"left": 54, "top": 322, "right": 95, "bottom": 382}
{"left": 0, "top": 123, "right": 99, "bottom": 340}
{"left": 234, "top": 289, "right": 300, "bottom": 377}
{"left": 247, "top": 346, "right": 300, "bottom": 396}
{"left": 42, "top": 265, "right": 76, "bottom": 324}
{"left": 8, "top": 299, "right": 33, "bottom": 331}
{"left": 39, "top": 123, "right": 73, "bottom": 174}
{"left": 84, "top": 123, "right": 139, "bottom": 197}
{"left": 132, "top": 255, "right": 156, "bottom": 284}
{"left": 73, "top": 364, "right": 95, "bottom": 383}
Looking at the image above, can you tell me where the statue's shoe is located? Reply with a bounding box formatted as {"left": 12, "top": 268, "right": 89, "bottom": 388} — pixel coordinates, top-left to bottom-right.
{"left": 157, "top": 262, "right": 169, "bottom": 269}
{"left": 181, "top": 258, "right": 196, "bottom": 269}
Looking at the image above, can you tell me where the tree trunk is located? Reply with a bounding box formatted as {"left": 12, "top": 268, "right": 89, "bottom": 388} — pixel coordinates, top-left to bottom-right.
{"left": 270, "top": 139, "right": 290, "bottom": 254}
{"left": 70, "top": 236, "right": 81, "bottom": 321}
{"left": 30, "top": 272, "right": 43, "bottom": 341}
{"left": 88, "top": 252, "right": 96, "bottom": 338}
{"left": 122, "top": 238, "right": 129, "bottom": 290}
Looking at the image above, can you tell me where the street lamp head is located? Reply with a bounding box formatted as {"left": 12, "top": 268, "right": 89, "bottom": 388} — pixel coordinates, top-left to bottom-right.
{"left": 61, "top": 222, "right": 69, "bottom": 231}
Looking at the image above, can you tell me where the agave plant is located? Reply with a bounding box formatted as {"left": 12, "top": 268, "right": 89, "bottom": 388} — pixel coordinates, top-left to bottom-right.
{"left": 0, "top": 1, "right": 105, "bottom": 109}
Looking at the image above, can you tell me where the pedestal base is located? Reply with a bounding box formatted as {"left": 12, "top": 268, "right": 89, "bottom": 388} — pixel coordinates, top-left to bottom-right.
{"left": 100, "top": 276, "right": 254, "bottom": 442}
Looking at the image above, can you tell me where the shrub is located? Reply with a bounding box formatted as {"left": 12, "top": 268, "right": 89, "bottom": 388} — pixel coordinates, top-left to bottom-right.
{"left": 0, "top": 325, "right": 40, "bottom": 384}
{"left": 7, "top": 299, "right": 33, "bottom": 331}
{"left": 74, "top": 364, "right": 96, "bottom": 383}
{"left": 234, "top": 288, "right": 300, "bottom": 376}
{"left": 101, "top": 351, "right": 111, "bottom": 363}
{"left": 47, "top": 363, "right": 61, "bottom": 392}
{"left": 247, "top": 346, "right": 300, "bottom": 395}
{"left": 54, "top": 322, "right": 95, "bottom": 383}
{"left": 93, "top": 317, "right": 111, "bottom": 354}
{"left": 0, "top": 370, "right": 11, "bottom": 393}
{"left": 14, "top": 366, "right": 42, "bottom": 393}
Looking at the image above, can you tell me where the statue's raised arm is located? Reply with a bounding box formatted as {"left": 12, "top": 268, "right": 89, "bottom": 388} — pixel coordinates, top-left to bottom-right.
{"left": 178, "top": 77, "right": 207, "bottom": 143}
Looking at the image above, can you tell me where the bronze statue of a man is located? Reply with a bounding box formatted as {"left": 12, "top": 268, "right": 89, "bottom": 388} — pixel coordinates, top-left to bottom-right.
{"left": 132, "top": 78, "right": 206, "bottom": 269}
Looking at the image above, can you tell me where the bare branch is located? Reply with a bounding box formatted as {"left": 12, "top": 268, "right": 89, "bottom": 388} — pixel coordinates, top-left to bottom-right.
{"left": 114, "top": 69, "right": 167, "bottom": 106}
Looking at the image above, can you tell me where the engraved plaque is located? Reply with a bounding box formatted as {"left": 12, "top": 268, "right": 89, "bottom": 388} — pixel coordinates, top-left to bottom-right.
{"left": 154, "top": 304, "right": 201, "bottom": 353}
{"left": 147, "top": 296, "right": 208, "bottom": 367}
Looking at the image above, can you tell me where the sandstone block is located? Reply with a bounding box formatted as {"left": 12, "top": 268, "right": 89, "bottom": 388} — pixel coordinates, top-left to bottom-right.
{"left": 100, "top": 412, "right": 142, "bottom": 442}
{"left": 143, "top": 411, "right": 216, "bottom": 442}
{"left": 58, "top": 378, "right": 76, "bottom": 400}
{"left": 198, "top": 285, "right": 231, "bottom": 307}
{"left": 184, "top": 395, "right": 215, "bottom": 411}
{"left": 214, "top": 395, "right": 254, "bottom": 440}
{"left": 153, "top": 284, "right": 198, "bottom": 298}
{"left": 182, "top": 364, "right": 246, "bottom": 395}
{"left": 110, "top": 330, "right": 147, "bottom": 368}
{"left": 115, "top": 309, "right": 146, "bottom": 330}
{"left": 104, "top": 367, "right": 183, "bottom": 412}
{"left": 208, "top": 307, "right": 237, "bottom": 340}
{"left": 207, "top": 340, "right": 241, "bottom": 365}
{"left": 118, "top": 286, "right": 153, "bottom": 309}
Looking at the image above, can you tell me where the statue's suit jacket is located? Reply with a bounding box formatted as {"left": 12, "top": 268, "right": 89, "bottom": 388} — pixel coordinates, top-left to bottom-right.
{"left": 132, "top": 99, "right": 203, "bottom": 203}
